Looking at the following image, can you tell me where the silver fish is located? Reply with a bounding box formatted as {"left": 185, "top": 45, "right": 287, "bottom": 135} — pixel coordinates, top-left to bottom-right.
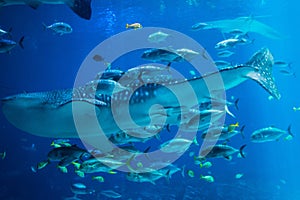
{"left": 100, "top": 190, "right": 122, "bottom": 199}
{"left": 0, "top": 0, "right": 92, "bottom": 20}
{"left": 274, "top": 60, "right": 291, "bottom": 68}
{"left": 147, "top": 31, "right": 169, "bottom": 43}
{"left": 71, "top": 183, "right": 94, "bottom": 195}
{"left": 43, "top": 22, "right": 72, "bottom": 35}
{"left": 141, "top": 48, "right": 183, "bottom": 64}
{"left": 78, "top": 157, "right": 115, "bottom": 173}
{"left": 215, "top": 37, "right": 252, "bottom": 50}
{"left": 126, "top": 170, "right": 169, "bottom": 185}
{"left": 217, "top": 50, "right": 235, "bottom": 58}
{"left": 1, "top": 48, "right": 280, "bottom": 139}
{"left": 214, "top": 60, "right": 233, "bottom": 68}
{"left": 251, "top": 125, "right": 293, "bottom": 143}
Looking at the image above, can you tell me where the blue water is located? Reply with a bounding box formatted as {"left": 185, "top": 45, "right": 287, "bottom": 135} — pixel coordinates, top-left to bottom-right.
{"left": 1, "top": 0, "right": 300, "bottom": 199}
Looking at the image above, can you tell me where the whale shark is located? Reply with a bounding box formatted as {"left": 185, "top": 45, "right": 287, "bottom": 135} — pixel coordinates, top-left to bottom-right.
{"left": 1, "top": 48, "right": 280, "bottom": 139}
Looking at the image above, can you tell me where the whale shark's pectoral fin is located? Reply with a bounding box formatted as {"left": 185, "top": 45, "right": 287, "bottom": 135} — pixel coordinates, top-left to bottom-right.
{"left": 66, "top": 0, "right": 92, "bottom": 20}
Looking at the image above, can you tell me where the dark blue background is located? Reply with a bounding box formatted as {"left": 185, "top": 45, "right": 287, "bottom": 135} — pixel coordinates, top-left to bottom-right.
{"left": 0, "top": 0, "right": 299, "bottom": 199}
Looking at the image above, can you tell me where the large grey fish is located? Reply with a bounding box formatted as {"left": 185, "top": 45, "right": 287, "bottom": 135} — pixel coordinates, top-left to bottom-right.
{"left": 38, "top": 145, "right": 90, "bottom": 169}
{"left": 1, "top": 48, "right": 280, "bottom": 139}
{"left": 0, "top": 0, "right": 92, "bottom": 20}
{"left": 251, "top": 125, "right": 293, "bottom": 143}
{"left": 198, "top": 144, "right": 246, "bottom": 160}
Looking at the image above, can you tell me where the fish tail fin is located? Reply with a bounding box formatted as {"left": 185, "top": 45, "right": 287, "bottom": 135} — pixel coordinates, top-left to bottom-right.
{"left": 245, "top": 48, "right": 281, "bottom": 99}
{"left": 154, "top": 134, "right": 161, "bottom": 141}
{"left": 126, "top": 24, "right": 129, "bottom": 29}
{"left": 240, "top": 125, "right": 246, "bottom": 139}
{"left": 234, "top": 98, "right": 239, "bottom": 110}
{"left": 287, "top": 125, "right": 294, "bottom": 137}
{"left": 239, "top": 144, "right": 247, "bottom": 158}
{"left": 42, "top": 23, "right": 47, "bottom": 31}
{"left": 7, "top": 27, "right": 13, "bottom": 38}
{"left": 126, "top": 155, "right": 136, "bottom": 172}
{"left": 67, "top": 0, "right": 92, "bottom": 20}
{"left": 225, "top": 104, "right": 235, "bottom": 118}
{"left": 165, "top": 169, "right": 171, "bottom": 183}
{"left": 166, "top": 124, "right": 171, "bottom": 132}
{"left": 143, "top": 146, "right": 152, "bottom": 161}
{"left": 19, "top": 36, "right": 25, "bottom": 49}
{"left": 193, "top": 137, "right": 199, "bottom": 146}
{"left": 37, "top": 159, "right": 49, "bottom": 170}
{"left": 181, "top": 165, "right": 186, "bottom": 177}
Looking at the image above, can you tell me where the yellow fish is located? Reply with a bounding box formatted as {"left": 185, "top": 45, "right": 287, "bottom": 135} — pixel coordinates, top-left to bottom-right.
{"left": 72, "top": 161, "right": 81, "bottom": 169}
{"left": 235, "top": 173, "right": 244, "bottom": 179}
{"left": 293, "top": 107, "right": 300, "bottom": 111}
{"left": 228, "top": 122, "right": 239, "bottom": 132}
{"left": 37, "top": 161, "right": 49, "bottom": 170}
{"left": 57, "top": 166, "right": 68, "bottom": 173}
{"left": 75, "top": 170, "right": 85, "bottom": 178}
{"left": 200, "top": 175, "right": 214, "bottom": 183}
{"left": 108, "top": 170, "right": 117, "bottom": 174}
{"left": 187, "top": 170, "right": 195, "bottom": 178}
{"left": 50, "top": 142, "right": 61, "bottom": 148}
{"left": 92, "top": 176, "right": 105, "bottom": 182}
{"left": 200, "top": 161, "right": 212, "bottom": 168}
{"left": 126, "top": 23, "right": 143, "bottom": 30}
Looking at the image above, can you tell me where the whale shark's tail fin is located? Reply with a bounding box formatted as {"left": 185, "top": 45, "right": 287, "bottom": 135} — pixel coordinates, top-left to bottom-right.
{"left": 245, "top": 48, "right": 281, "bottom": 99}
{"left": 67, "top": 0, "right": 92, "bottom": 20}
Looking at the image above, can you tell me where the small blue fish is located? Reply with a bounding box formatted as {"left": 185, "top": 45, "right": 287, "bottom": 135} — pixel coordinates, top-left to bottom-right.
{"left": 101, "top": 190, "right": 122, "bottom": 199}
{"left": 217, "top": 50, "right": 235, "bottom": 58}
